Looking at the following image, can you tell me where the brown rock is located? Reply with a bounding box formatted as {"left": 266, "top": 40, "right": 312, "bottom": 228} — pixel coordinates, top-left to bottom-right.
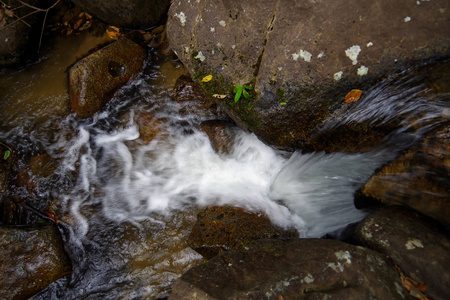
{"left": 356, "top": 124, "right": 450, "bottom": 227}
{"left": 188, "top": 206, "right": 299, "bottom": 259}
{"left": 173, "top": 75, "right": 223, "bottom": 118}
{"left": 0, "top": 225, "right": 71, "bottom": 300}
{"left": 167, "top": 0, "right": 450, "bottom": 152}
{"left": 69, "top": 37, "right": 146, "bottom": 118}
{"left": 356, "top": 206, "right": 450, "bottom": 300}
{"left": 170, "top": 238, "right": 411, "bottom": 300}
{"left": 198, "top": 120, "right": 238, "bottom": 153}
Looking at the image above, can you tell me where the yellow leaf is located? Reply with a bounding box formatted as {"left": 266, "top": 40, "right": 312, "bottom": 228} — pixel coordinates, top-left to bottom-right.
{"left": 201, "top": 75, "right": 213, "bottom": 82}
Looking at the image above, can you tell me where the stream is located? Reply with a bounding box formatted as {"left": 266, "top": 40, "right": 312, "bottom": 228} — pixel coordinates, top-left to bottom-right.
{"left": 1, "top": 31, "right": 449, "bottom": 299}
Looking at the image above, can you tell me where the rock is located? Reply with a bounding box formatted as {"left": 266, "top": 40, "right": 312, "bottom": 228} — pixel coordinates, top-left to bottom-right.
{"left": 167, "top": 0, "right": 450, "bottom": 151}
{"left": 173, "top": 75, "right": 225, "bottom": 118}
{"left": 355, "top": 206, "right": 450, "bottom": 300}
{"left": 0, "top": 225, "right": 71, "bottom": 300}
{"left": 134, "top": 111, "right": 168, "bottom": 144}
{"left": 71, "top": 0, "right": 171, "bottom": 29}
{"left": 170, "top": 238, "right": 412, "bottom": 299}
{"left": 198, "top": 120, "right": 239, "bottom": 153}
{"left": 356, "top": 124, "right": 450, "bottom": 228}
{"left": 0, "top": 0, "right": 50, "bottom": 68}
{"left": 188, "top": 206, "right": 299, "bottom": 259}
{"left": 69, "top": 37, "right": 146, "bottom": 118}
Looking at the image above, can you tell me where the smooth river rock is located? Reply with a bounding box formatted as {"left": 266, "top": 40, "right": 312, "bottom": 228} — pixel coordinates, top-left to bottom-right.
{"left": 167, "top": 0, "right": 450, "bottom": 152}
{"left": 69, "top": 37, "right": 146, "bottom": 118}
{"left": 188, "top": 206, "right": 299, "bottom": 259}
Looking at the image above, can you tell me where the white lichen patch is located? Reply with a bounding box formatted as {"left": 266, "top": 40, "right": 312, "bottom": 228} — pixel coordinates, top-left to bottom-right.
{"left": 210, "top": 27, "right": 215, "bottom": 32}
{"left": 292, "top": 50, "right": 312, "bottom": 62}
{"left": 216, "top": 42, "right": 222, "bottom": 47}
{"left": 219, "top": 20, "right": 226, "bottom": 27}
{"left": 327, "top": 262, "right": 345, "bottom": 273}
{"left": 232, "top": 45, "right": 236, "bottom": 49}
{"left": 335, "top": 251, "right": 352, "bottom": 264}
{"left": 334, "top": 71, "right": 343, "bottom": 81}
{"left": 345, "top": 45, "right": 361, "bottom": 65}
{"left": 304, "top": 273, "right": 314, "bottom": 283}
{"left": 278, "top": 67, "right": 283, "bottom": 71}
{"left": 317, "top": 52, "right": 325, "bottom": 59}
{"left": 406, "top": 239, "right": 424, "bottom": 250}
{"left": 300, "top": 50, "right": 312, "bottom": 62}
{"left": 194, "top": 51, "right": 206, "bottom": 62}
{"left": 174, "top": 12, "right": 186, "bottom": 26}
{"left": 367, "top": 42, "right": 373, "bottom": 47}
{"left": 357, "top": 65, "right": 369, "bottom": 76}
{"left": 184, "top": 46, "right": 190, "bottom": 54}
{"left": 404, "top": 16, "right": 412, "bottom": 22}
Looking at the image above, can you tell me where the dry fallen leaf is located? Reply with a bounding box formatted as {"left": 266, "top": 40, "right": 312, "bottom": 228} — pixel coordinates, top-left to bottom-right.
{"left": 345, "top": 89, "right": 362, "bottom": 103}
{"left": 213, "top": 94, "right": 227, "bottom": 99}
{"left": 5, "top": 8, "right": 14, "bottom": 18}
{"left": 106, "top": 26, "right": 121, "bottom": 39}
{"left": 0, "top": 8, "right": 4, "bottom": 23}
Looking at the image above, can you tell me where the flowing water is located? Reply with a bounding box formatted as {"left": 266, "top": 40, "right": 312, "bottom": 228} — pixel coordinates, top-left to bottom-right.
{"left": 0, "top": 31, "right": 449, "bottom": 299}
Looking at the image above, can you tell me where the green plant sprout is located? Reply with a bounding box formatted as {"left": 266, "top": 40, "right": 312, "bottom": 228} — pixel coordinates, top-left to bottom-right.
{"left": 233, "top": 85, "right": 253, "bottom": 103}
{"left": 4, "top": 150, "right": 10, "bottom": 160}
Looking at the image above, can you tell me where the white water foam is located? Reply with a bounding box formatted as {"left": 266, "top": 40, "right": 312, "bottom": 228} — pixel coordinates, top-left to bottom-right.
{"left": 61, "top": 117, "right": 393, "bottom": 238}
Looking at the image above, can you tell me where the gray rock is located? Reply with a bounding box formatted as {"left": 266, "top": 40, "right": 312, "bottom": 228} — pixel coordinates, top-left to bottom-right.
{"left": 170, "top": 238, "right": 412, "bottom": 300}
{"left": 72, "top": 0, "right": 171, "bottom": 29}
{"left": 356, "top": 206, "right": 450, "bottom": 300}
{"left": 0, "top": 225, "right": 71, "bottom": 300}
{"left": 167, "top": 0, "right": 450, "bottom": 152}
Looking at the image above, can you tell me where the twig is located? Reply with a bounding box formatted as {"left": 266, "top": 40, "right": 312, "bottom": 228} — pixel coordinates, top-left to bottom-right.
{"left": 1, "top": 0, "right": 61, "bottom": 52}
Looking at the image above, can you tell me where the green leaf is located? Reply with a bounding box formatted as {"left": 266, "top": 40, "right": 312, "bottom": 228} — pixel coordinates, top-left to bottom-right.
{"left": 279, "top": 102, "right": 287, "bottom": 105}
{"left": 244, "top": 85, "right": 253, "bottom": 90}
{"left": 243, "top": 90, "right": 250, "bottom": 99}
{"left": 4, "top": 150, "right": 10, "bottom": 160}
{"left": 234, "top": 87, "right": 243, "bottom": 103}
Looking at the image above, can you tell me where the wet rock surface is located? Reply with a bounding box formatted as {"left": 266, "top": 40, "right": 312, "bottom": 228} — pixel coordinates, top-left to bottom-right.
{"left": 188, "top": 206, "right": 299, "bottom": 259}
{"left": 198, "top": 120, "right": 239, "bottom": 154}
{"left": 167, "top": 0, "right": 450, "bottom": 152}
{"left": 72, "top": 0, "right": 171, "bottom": 29}
{"left": 170, "top": 238, "right": 412, "bottom": 300}
{"left": 173, "top": 75, "right": 226, "bottom": 119}
{"left": 356, "top": 206, "right": 450, "bottom": 300}
{"left": 69, "top": 37, "right": 146, "bottom": 118}
{"left": 356, "top": 124, "right": 450, "bottom": 228}
{"left": 0, "top": 225, "right": 71, "bottom": 300}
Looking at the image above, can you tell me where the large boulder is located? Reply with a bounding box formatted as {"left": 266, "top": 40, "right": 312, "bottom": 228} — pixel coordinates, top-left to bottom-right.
{"left": 356, "top": 206, "right": 450, "bottom": 300}
{"left": 188, "top": 206, "right": 298, "bottom": 259}
{"left": 0, "top": 225, "right": 71, "bottom": 300}
{"left": 167, "top": 0, "right": 450, "bottom": 152}
{"left": 69, "top": 37, "right": 146, "bottom": 118}
{"left": 170, "top": 238, "right": 412, "bottom": 299}
{"left": 356, "top": 123, "right": 450, "bottom": 228}
{"left": 71, "top": 0, "right": 171, "bottom": 29}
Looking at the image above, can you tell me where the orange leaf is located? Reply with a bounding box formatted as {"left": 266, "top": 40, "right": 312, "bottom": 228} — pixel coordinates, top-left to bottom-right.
{"left": 44, "top": 211, "right": 59, "bottom": 224}
{"left": 106, "top": 26, "right": 121, "bottom": 40}
{"left": 345, "top": 89, "right": 362, "bottom": 103}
